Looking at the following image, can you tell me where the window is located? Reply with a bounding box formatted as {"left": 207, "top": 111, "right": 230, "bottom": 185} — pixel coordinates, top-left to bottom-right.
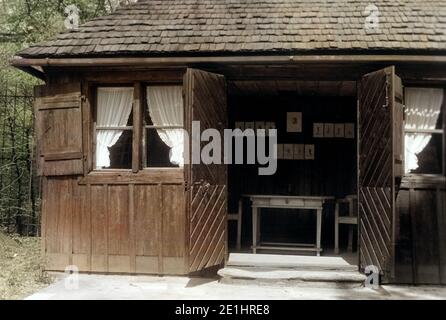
{"left": 144, "top": 86, "right": 184, "bottom": 168}
{"left": 95, "top": 87, "right": 134, "bottom": 170}
{"left": 93, "top": 85, "right": 184, "bottom": 171}
{"left": 404, "top": 88, "right": 444, "bottom": 175}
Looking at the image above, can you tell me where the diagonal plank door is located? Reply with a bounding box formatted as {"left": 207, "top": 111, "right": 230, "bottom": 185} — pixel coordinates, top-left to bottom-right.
{"left": 358, "top": 66, "right": 404, "bottom": 281}
{"left": 184, "top": 68, "right": 228, "bottom": 274}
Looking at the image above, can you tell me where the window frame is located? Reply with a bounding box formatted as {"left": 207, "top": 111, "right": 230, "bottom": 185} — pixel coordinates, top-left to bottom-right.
{"left": 90, "top": 81, "right": 184, "bottom": 174}
{"left": 142, "top": 83, "right": 185, "bottom": 169}
{"left": 403, "top": 87, "right": 445, "bottom": 177}
{"left": 92, "top": 83, "right": 135, "bottom": 172}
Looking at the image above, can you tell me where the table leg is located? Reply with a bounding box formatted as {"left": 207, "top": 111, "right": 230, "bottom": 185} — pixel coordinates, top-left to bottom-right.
{"left": 348, "top": 226, "right": 354, "bottom": 252}
{"left": 334, "top": 202, "right": 339, "bottom": 255}
{"left": 236, "top": 199, "right": 242, "bottom": 251}
{"left": 316, "top": 209, "right": 322, "bottom": 257}
{"left": 348, "top": 198, "right": 354, "bottom": 252}
{"left": 252, "top": 206, "right": 258, "bottom": 254}
{"left": 257, "top": 208, "right": 261, "bottom": 246}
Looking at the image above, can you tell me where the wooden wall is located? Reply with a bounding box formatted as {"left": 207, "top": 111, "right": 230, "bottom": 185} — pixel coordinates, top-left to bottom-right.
{"left": 394, "top": 177, "right": 446, "bottom": 284}
{"left": 42, "top": 176, "right": 186, "bottom": 275}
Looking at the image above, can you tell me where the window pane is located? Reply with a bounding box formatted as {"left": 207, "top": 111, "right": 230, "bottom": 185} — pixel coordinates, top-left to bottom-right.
{"left": 405, "top": 88, "right": 443, "bottom": 131}
{"left": 405, "top": 133, "right": 443, "bottom": 174}
{"left": 96, "top": 87, "right": 134, "bottom": 169}
{"left": 96, "top": 130, "right": 133, "bottom": 169}
{"left": 146, "top": 86, "right": 183, "bottom": 127}
{"left": 145, "top": 128, "right": 183, "bottom": 168}
{"left": 145, "top": 86, "right": 184, "bottom": 168}
{"left": 97, "top": 87, "right": 134, "bottom": 127}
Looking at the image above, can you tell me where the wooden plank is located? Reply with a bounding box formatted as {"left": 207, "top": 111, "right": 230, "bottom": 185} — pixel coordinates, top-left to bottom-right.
{"left": 394, "top": 189, "right": 414, "bottom": 284}
{"left": 108, "top": 185, "right": 130, "bottom": 256}
{"left": 438, "top": 189, "right": 446, "bottom": 284}
{"left": 43, "top": 152, "right": 83, "bottom": 161}
{"left": 412, "top": 189, "right": 441, "bottom": 284}
{"left": 90, "top": 184, "right": 107, "bottom": 272}
{"left": 79, "top": 169, "right": 184, "bottom": 185}
{"left": 134, "top": 185, "right": 161, "bottom": 257}
{"left": 162, "top": 185, "right": 185, "bottom": 258}
{"left": 12, "top": 55, "right": 446, "bottom": 69}
{"left": 135, "top": 256, "right": 159, "bottom": 274}
{"left": 129, "top": 184, "right": 136, "bottom": 273}
{"left": 108, "top": 255, "right": 131, "bottom": 273}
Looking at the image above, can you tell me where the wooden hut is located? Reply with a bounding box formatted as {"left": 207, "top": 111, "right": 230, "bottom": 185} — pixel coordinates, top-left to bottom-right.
{"left": 11, "top": 0, "right": 446, "bottom": 284}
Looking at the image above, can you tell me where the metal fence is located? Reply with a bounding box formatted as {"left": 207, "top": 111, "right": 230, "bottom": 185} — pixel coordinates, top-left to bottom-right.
{"left": 0, "top": 79, "right": 40, "bottom": 236}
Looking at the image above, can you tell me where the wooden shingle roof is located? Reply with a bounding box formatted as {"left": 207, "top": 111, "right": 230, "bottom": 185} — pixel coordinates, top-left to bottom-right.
{"left": 17, "top": 0, "right": 446, "bottom": 58}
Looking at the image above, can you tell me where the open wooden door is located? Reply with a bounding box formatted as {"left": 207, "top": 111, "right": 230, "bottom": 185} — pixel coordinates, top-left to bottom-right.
{"left": 184, "top": 68, "right": 228, "bottom": 274}
{"left": 358, "top": 66, "right": 404, "bottom": 282}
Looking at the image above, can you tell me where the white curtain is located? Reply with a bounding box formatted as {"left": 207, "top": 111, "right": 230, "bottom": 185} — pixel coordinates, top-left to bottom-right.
{"left": 405, "top": 88, "right": 443, "bottom": 173}
{"left": 147, "top": 86, "right": 184, "bottom": 166}
{"left": 96, "top": 87, "right": 134, "bottom": 168}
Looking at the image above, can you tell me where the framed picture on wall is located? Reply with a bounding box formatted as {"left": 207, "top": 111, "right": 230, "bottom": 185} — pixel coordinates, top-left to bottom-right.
{"left": 313, "top": 123, "right": 324, "bottom": 138}
{"left": 284, "top": 144, "right": 294, "bottom": 160}
{"left": 277, "top": 144, "right": 284, "bottom": 160}
{"left": 265, "top": 122, "right": 276, "bottom": 131}
{"left": 345, "top": 123, "right": 355, "bottom": 139}
{"left": 293, "top": 144, "right": 304, "bottom": 160}
{"left": 287, "top": 112, "right": 302, "bottom": 133}
{"left": 324, "top": 123, "right": 334, "bottom": 138}
{"left": 245, "top": 122, "right": 255, "bottom": 130}
{"left": 305, "top": 145, "right": 315, "bottom": 160}
{"left": 255, "top": 121, "right": 266, "bottom": 130}
{"left": 335, "top": 124, "right": 345, "bottom": 138}
{"left": 235, "top": 122, "right": 245, "bottom": 130}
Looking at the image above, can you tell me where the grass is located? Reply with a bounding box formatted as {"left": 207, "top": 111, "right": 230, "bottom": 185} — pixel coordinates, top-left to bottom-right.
{"left": 0, "top": 232, "right": 53, "bottom": 300}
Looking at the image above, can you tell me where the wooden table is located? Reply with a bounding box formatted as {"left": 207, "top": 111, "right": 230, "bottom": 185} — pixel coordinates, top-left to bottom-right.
{"left": 245, "top": 195, "right": 335, "bottom": 256}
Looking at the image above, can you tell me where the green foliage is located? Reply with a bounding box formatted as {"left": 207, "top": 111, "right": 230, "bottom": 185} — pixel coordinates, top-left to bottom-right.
{"left": 2, "top": 0, "right": 114, "bottom": 45}
{"left": 0, "top": 1, "right": 116, "bottom": 235}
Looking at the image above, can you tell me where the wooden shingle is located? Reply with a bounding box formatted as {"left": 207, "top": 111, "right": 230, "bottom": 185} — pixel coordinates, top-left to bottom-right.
{"left": 17, "top": 0, "right": 446, "bottom": 58}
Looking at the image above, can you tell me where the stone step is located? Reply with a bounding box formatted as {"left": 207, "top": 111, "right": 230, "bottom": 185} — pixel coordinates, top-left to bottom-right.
{"left": 227, "top": 253, "right": 359, "bottom": 272}
{"left": 218, "top": 266, "right": 366, "bottom": 288}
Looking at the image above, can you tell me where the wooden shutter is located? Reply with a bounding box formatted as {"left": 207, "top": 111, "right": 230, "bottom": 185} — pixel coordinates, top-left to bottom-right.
{"left": 358, "top": 66, "right": 404, "bottom": 281}
{"left": 184, "top": 68, "right": 228, "bottom": 274}
{"left": 35, "top": 82, "right": 84, "bottom": 176}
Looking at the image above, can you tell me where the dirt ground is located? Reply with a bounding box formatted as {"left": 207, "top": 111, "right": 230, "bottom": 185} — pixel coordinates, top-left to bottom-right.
{"left": 0, "top": 232, "right": 52, "bottom": 300}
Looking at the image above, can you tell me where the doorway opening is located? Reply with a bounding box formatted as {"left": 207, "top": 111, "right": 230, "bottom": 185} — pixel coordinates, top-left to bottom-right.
{"left": 226, "top": 80, "right": 359, "bottom": 264}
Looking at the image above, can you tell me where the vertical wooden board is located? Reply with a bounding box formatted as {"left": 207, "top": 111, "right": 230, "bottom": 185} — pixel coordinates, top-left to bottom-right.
{"left": 394, "top": 189, "right": 414, "bottom": 284}
{"left": 58, "top": 178, "right": 72, "bottom": 255}
{"left": 413, "top": 190, "right": 441, "bottom": 284}
{"left": 438, "top": 190, "right": 446, "bottom": 284}
{"left": 72, "top": 183, "right": 89, "bottom": 254}
{"left": 108, "top": 185, "right": 130, "bottom": 256}
{"left": 90, "top": 185, "right": 108, "bottom": 272}
{"left": 71, "top": 182, "right": 90, "bottom": 271}
{"left": 134, "top": 185, "right": 161, "bottom": 257}
{"left": 91, "top": 185, "right": 107, "bottom": 256}
{"left": 44, "top": 178, "right": 72, "bottom": 270}
{"left": 44, "top": 178, "right": 59, "bottom": 254}
{"left": 162, "top": 185, "right": 185, "bottom": 258}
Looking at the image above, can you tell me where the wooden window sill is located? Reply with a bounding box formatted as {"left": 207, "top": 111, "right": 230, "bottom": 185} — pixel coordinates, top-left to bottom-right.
{"left": 79, "top": 168, "right": 184, "bottom": 185}
{"left": 401, "top": 174, "right": 446, "bottom": 189}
